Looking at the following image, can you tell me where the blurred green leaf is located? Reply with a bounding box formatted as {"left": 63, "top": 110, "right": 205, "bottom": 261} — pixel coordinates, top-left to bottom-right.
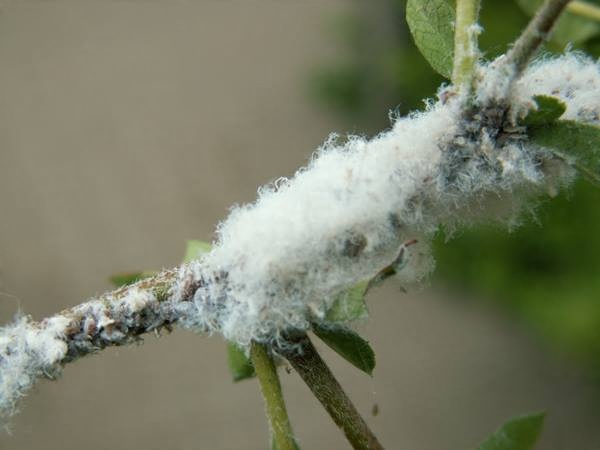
{"left": 183, "top": 239, "right": 212, "bottom": 263}
{"left": 529, "top": 120, "right": 600, "bottom": 185}
{"left": 406, "top": 0, "right": 455, "bottom": 78}
{"left": 313, "top": 324, "right": 375, "bottom": 375}
{"left": 530, "top": 120, "right": 600, "bottom": 154}
{"left": 515, "top": 0, "right": 600, "bottom": 46}
{"left": 522, "top": 95, "right": 566, "bottom": 126}
{"left": 475, "top": 412, "right": 545, "bottom": 450}
{"left": 310, "top": 64, "right": 369, "bottom": 115}
{"left": 109, "top": 270, "right": 157, "bottom": 288}
{"left": 227, "top": 342, "right": 255, "bottom": 382}
{"left": 325, "top": 280, "right": 370, "bottom": 322}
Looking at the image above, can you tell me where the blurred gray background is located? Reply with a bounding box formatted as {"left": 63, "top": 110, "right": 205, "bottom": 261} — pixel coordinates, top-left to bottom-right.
{"left": 0, "top": 1, "right": 599, "bottom": 449}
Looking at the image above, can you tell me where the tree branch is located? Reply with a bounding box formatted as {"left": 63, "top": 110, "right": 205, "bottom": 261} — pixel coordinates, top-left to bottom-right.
{"left": 279, "top": 335, "right": 384, "bottom": 450}
{"left": 0, "top": 264, "right": 210, "bottom": 418}
{"left": 502, "top": 0, "right": 573, "bottom": 77}
{"left": 2, "top": 46, "right": 598, "bottom": 423}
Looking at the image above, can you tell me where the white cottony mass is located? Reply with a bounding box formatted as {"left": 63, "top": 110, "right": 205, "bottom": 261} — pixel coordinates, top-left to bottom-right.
{"left": 0, "top": 53, "right": 599, "bottom": 421}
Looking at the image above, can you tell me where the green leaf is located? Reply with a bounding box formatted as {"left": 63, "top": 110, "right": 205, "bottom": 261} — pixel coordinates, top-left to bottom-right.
{"left": 183, "top": 239, "right": 212, "bottom": 263}
{"left": 529, "top": 120, "right": 600, "bottom": 185}
{"left": 313, "top": 324, "right": 375, "bottom": 376}
{"left": 406, "top": 0, "right": 455, "bottom": 79}
{"left": 227, "top": 342, "right": 256, "bottom": 382}
{"left": 522, "top": 95, "right": 566, "bottom": 127}
{"left": 516, "top": 0, "right": 600, "bottom": 46}
{"left": 109, "top": 270, "right": 157, "bottom": 288}
{"left": 475, "top": 412, "right": 545, "bottom": 450}
{"left": 325, "top": 280, "right": 370, "bottom": 322}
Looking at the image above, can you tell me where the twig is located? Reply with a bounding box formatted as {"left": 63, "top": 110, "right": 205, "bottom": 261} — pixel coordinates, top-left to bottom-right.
{"left": 250, "top": 342, "right": 298, "bottom": 450}
{"left": 0, "top": 262, "right": 218, "bottom": 418}
{"left": 43, "top": 268, "right": 181, "bottom": 364}
{"left": 279, "top": 335, "right": 384, "bottom": 450}
{"left": 502, "top": 0, "right": 573, "bottom": 77}
{"left": 1, "top": 34, "right": 595, "bottom": 421}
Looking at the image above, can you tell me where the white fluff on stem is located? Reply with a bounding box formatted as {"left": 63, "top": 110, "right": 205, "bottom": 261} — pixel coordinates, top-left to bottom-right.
{"left": 0, "top": 54, "right": 598, "bottom": 421}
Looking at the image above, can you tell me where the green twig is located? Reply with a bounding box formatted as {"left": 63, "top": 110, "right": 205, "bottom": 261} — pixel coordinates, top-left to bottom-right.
{"left": 279, "top": 335, "right": 384, "bottom": 450}
{"left": 567, "top": 1, "right": 600, "bottom": 22}
{"left": 452, "top": 0, "right": 482, "bottom": 90}
{"left": 502, "top": 0, "right": 573, "bottom": 77}
{"left": 250, "top": 342, "right": 297, "bottom": 450}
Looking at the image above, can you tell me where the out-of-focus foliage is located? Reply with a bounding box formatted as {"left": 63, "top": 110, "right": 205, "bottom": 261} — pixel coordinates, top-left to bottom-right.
{"left": 517, "top": 0, "right": 600, "bottom": 46}
{"left": 311, "top": 0, "right": 600, "bottom": 372}
{"left": 475, "top": 412, "right": 545, "bottom": 450}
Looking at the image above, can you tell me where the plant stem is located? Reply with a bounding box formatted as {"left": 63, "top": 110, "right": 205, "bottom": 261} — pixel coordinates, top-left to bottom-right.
{"left": 503, "top": 0, "right": 573, "bottom": 77}
{"left": 567, "top": 1, "right": 600, "bottom": 22}
{"left": 452, "top": 0, "right": 482, "bottom": 90}
{"left": 250, "top": 341, "right": 297, "bottom": 450}
{"left": 280, "top": 335, "right": 384, "bottom": 450}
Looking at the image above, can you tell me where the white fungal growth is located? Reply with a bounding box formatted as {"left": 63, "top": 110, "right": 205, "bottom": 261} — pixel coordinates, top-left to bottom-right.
{"left": 1, "top": 54, "right": 599, "bottom": 421}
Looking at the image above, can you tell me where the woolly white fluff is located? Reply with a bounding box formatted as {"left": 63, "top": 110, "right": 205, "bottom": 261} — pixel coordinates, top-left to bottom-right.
{"left": 1, "top": 54, "right": 599, "bottom": 421}
{"left": 514, "top": 53, "right": 600, "bottom": 124}
{"left": 193, "top": 103, "right": 455, "bottom": 345}
{"left": 0, "top": 285, "right": 162, "bottom": 421}
{"left": 0, "top": 317, "right": 70, "bottom": 419}
{"left": 178, "top": 53, "right": 600, "bottom": 346}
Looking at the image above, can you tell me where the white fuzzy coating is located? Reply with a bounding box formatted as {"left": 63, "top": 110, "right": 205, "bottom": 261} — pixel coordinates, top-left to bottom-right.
{"left": 513, "top": 53, "right": 600, "bottom": 125}
{"left": 200, "top": 104, "right": 457, "bottom": 346}
{"left": 0, "top": 54, "right": 599, "bottom": 421}
{"left": 179, "top": 54, "right": 600, "bottom": 347}
{"left": 0, "top": 283, "right": 172, "bottom": 421}
{"left": 0, "top": 316, "right": 69, "bottom": 419}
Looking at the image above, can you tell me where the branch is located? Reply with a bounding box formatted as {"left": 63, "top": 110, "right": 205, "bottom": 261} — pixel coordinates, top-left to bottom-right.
{"left": 0, "top": 267, "right": 198, "bottom": 418}
{"left": 279, "top": 335, "right": 384, "bottom": 450}
{"left": 502, "top": 0, "right": 573, "bottom": 77}
{"left": 2, "top": 50, "right": 599, "bottom": 421}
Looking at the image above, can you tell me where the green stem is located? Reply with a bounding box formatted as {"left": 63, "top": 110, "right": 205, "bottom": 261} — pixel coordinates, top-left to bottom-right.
{"left": 452, "top": 0, "right": 482, "bottom": 89}
{"left": 280, "top": 335, "right": 384, "bottom": 450}
{"left": 250, "top": 342, "right": 297, "bottom": 450}
{"left": 502, "top": 0, "right": 573, "bottom": 77}
{"left": 567, "top": 1, "right": 600, "bottom": 22}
